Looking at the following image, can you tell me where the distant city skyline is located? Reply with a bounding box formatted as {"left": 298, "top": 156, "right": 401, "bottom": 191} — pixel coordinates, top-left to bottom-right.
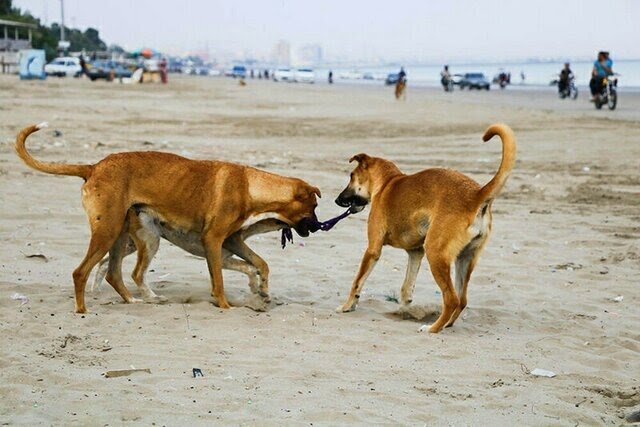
{"left": 12, "top": 0, "right": 640, "bottom": 64}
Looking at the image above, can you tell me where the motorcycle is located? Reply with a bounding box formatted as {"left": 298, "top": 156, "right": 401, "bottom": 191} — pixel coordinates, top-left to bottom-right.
{"left": 558, "top": 77, "right": 578, "bottom": 100}
{"left": 594, "top": 74, "right": 618, "bottom": 110}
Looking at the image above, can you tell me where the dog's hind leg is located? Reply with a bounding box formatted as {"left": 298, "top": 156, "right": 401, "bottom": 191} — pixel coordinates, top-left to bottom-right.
{"left": 424, "top": 226, "right": 465, "bottom": 333}
{"left": 72, "top": 216, "right": 127, "bottom": 313}
{"left": 92, "top": 238, "right": 136, "bottom": 293}
{"left": 222, "top": 256, "right": 260, "bottom": 294}
{"left": 446, "top": 236, "right": 488, "bottom": 328}
{"left": 129, "top": 221, "right": 165, "bottom": 303}
{"left": 223, "top": 235, "right": 270, "bottom": 301}
{"left": 105, "top": 230, "right": 141, "bottom": 305}
{"left": 400, "top": 249, "right": 424, "bottom": 306}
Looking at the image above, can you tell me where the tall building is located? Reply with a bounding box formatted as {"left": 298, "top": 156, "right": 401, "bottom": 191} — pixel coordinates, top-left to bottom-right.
{"left": 294, "top": 44, "right": 323, "bottom": 67}
{"left": 271, "top": 40, "right": 290, "bottom": 66}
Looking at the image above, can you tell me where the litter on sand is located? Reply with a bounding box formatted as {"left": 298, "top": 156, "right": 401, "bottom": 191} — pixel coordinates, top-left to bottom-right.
{"left": 530, "top": 368, "right": 556, "bottom": 378}
{"left": 11, "top": 293, "right": 29, "bottom": 305}
{"left": 24, "top": 253, "right": 48, "bottom": 262}
{"left": 104, "top": 368, "right": 151, "bottom": 378}
{"left": 192, "top": 368, "right": 203, "bottom": 378}
{"left": 610, "top": 295, "right": 624, "bottom": 302}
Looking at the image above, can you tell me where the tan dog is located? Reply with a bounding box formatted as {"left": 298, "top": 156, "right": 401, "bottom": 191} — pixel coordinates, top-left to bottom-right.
{"left": 16, "top": 123, "right": 321, "bottom": 313}
{"left": 334, "top": 124, "right": 516, "bottom": 333}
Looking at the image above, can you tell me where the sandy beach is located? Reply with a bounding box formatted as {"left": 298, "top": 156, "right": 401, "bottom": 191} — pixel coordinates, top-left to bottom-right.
{"left": 0, "top": 75, "right": 639, "bottom": 425}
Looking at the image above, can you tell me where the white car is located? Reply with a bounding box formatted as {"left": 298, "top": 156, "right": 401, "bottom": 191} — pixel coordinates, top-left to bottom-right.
{"left": 44, "top": 57, "right": 82, "bottom": 77}
{"left": 294, "top": 68, "right": 315, "bottom": 83}
{"left": 273, "top": 68, "right": 293, "bottom": 82}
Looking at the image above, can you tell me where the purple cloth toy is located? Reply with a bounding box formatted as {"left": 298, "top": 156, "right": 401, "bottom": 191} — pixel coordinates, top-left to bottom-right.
{"left": 281, "top": 208, "right": 352, "bottom": 249}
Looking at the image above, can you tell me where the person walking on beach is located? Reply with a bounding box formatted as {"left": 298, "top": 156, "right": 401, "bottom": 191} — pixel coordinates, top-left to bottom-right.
{"left": 590, "top": 51, "right": 613, "bottom": 102}
{"left": 395, "top": 67, "right": 407, "bottom": 100}
{"left": 159, "top": 57, "right": 168, "bottom": 84}
{"left": 328, "top": 70, "right": 333, "bottom": 84}
{"left": 440, "top": 65, "right": 452, "bottom": 91}
{"left": 79, "top": 55, "right": 88, "bottom": 78}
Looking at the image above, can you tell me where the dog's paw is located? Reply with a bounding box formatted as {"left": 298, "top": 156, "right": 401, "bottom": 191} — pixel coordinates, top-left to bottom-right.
{"left": 258, "top": 291, "right": 271, "bottom": 303}
{"left": 428, "top": 324, "right": 443, "bottom": 333}
{"left": 144, "top": 294, "right": 168, "bottom": 304}
{"left": 336, "top": 303, "right": 356, "bottom": 313}
{"left": 212, "top": 298, "right": 232, "bottom": 309}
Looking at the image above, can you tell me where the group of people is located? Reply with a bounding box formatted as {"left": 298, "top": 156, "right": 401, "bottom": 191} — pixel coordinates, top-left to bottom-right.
{"left": 557, "top": 51, "right": 614, "bottom": 101}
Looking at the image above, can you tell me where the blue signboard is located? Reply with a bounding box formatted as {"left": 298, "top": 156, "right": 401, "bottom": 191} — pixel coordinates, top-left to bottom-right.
{"left": 19, "top": 49, "right": 46, "bottom": 80}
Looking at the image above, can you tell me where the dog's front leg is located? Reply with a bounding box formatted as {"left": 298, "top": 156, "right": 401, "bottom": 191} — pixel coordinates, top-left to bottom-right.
{"left": 203, "top": 232, "right": 231, "bottom": 309}
{"left": 224, "top": 236, "right": 270, "bottom": 301}
{"left": 336, "top": 245, "right": 382, "bottom": 313}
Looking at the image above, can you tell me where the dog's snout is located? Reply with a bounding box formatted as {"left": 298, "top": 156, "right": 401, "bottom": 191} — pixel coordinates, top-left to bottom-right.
{"left": 335, "top": 189, "right": 353, "bottom": 207}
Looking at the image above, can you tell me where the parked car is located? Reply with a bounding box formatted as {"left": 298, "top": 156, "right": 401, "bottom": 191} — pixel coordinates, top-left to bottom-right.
{"left": 231, "top": 65, "right": 247, "bottom": 78}
{"left": 273, "top": 67, "right": 293, "bottom": 82}
{"left": 44, "top": 57, "right": 82, "bottom": 77}
{"left": 294, "top": 68, "right": 315, "bottom": 83}
{"left": 385, "top": 73, "right": 399, "bottom": 85}
{"left": 459, "top": 73, "right": 490, "bottom": 90}
{"left": 451, "top": 73, "right": 464, "bottom": 86}
{"left": 86, "top": 61, "right": 133, "bottom": 81}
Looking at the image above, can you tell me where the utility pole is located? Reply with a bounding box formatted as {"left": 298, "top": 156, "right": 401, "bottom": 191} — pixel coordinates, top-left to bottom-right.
{"left": 60, "top": 0, "right": 65, "bottom": 42}
{"left": 58, "top": 0, "right": 69, "bottom": 56}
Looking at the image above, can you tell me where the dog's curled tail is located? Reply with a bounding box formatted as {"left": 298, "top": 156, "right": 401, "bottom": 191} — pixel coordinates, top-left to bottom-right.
{"left": 15, "top": 123, "right": 92, "bottom": 180}
{"left": 477, "top": 123, "right": 516, "bottom": 204}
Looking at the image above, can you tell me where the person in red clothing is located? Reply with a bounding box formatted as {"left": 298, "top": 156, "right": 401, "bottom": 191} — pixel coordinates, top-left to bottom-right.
{"left": 159, "top": 57, "right": 168, "bottom": 84}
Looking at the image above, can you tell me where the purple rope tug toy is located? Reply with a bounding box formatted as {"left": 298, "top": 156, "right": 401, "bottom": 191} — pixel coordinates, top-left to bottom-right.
{"left": 281, "top": 208, "right": 352, "bottom": 249}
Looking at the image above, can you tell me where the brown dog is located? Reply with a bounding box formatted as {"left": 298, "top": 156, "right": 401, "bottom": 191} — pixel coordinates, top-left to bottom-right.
{"left": 16, "top": 123, "right": 321, "bottom": 313}
{"left": 334, "top": 124, "right": 516, "bottom": 333}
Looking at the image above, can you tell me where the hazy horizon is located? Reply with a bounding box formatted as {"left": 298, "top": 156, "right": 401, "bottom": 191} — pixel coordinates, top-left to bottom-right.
{"left": 12, "top": 0, "right": 640, "bottom": 63}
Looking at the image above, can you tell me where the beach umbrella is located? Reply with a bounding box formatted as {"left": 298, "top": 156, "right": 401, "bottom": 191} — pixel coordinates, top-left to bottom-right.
{"left": 132, "top": 48, "right": 159, "bottom": 58}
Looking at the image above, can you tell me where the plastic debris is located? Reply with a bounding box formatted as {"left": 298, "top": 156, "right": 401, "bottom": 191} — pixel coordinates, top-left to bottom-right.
{"left": 530, "top": 368, "right": 556, "bottom": 378}
{"left": 192, "top": 368, "right": 203, "bottom": 378}
{"left": 611, "top": 295, "right": 624, "bottom": 302}
{"left": 11, "top": 293, "right": 29, "bottom": 305}
{"left": 582, "top": 166, "right": 590, "bottom": 172}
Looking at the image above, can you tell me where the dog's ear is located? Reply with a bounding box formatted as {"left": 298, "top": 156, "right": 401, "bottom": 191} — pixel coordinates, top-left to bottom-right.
{"left": 349, "top": 153, "right": 370, "bottom": 169}
{"left": 310, "top": 186, "right": 322, "bottom": 198}
{"left": 295, "top": 185, "right": 321, "bottom": 200}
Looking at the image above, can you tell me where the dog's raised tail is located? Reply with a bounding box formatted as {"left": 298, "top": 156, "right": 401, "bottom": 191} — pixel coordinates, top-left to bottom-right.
{"left": 15, "top": 124, "right": 92, "bottom": 180}
{"left": 477, "top": 123, "right": 516, "bottom": 204}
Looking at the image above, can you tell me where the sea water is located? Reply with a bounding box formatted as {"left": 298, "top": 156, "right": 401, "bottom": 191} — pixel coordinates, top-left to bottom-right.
{"left": 316, "top": 59, "right": 640, "bottom": 89}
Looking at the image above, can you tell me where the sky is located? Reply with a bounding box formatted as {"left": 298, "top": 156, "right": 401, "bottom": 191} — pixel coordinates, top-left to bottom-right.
{"left": 12, "top": 0, "right": 640, "bottom": 63}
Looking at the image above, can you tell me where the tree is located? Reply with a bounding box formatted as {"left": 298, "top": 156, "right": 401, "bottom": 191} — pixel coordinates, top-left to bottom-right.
{"left": 0, "top": 0, "right": 14, "bottom": 16}
{"left": 1, "top": 2, "right": 109, "bottom": 60}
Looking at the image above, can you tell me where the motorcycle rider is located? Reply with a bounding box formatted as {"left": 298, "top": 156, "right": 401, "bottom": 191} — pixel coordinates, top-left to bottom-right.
{"left": 440, "top": 65, "right": 451, "bottom": 91}
{"left": 590, "top": 51, "right": 613, "bottom": 101}
{"left": 558, "top": 62, "right": 574, "bottom": 95}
